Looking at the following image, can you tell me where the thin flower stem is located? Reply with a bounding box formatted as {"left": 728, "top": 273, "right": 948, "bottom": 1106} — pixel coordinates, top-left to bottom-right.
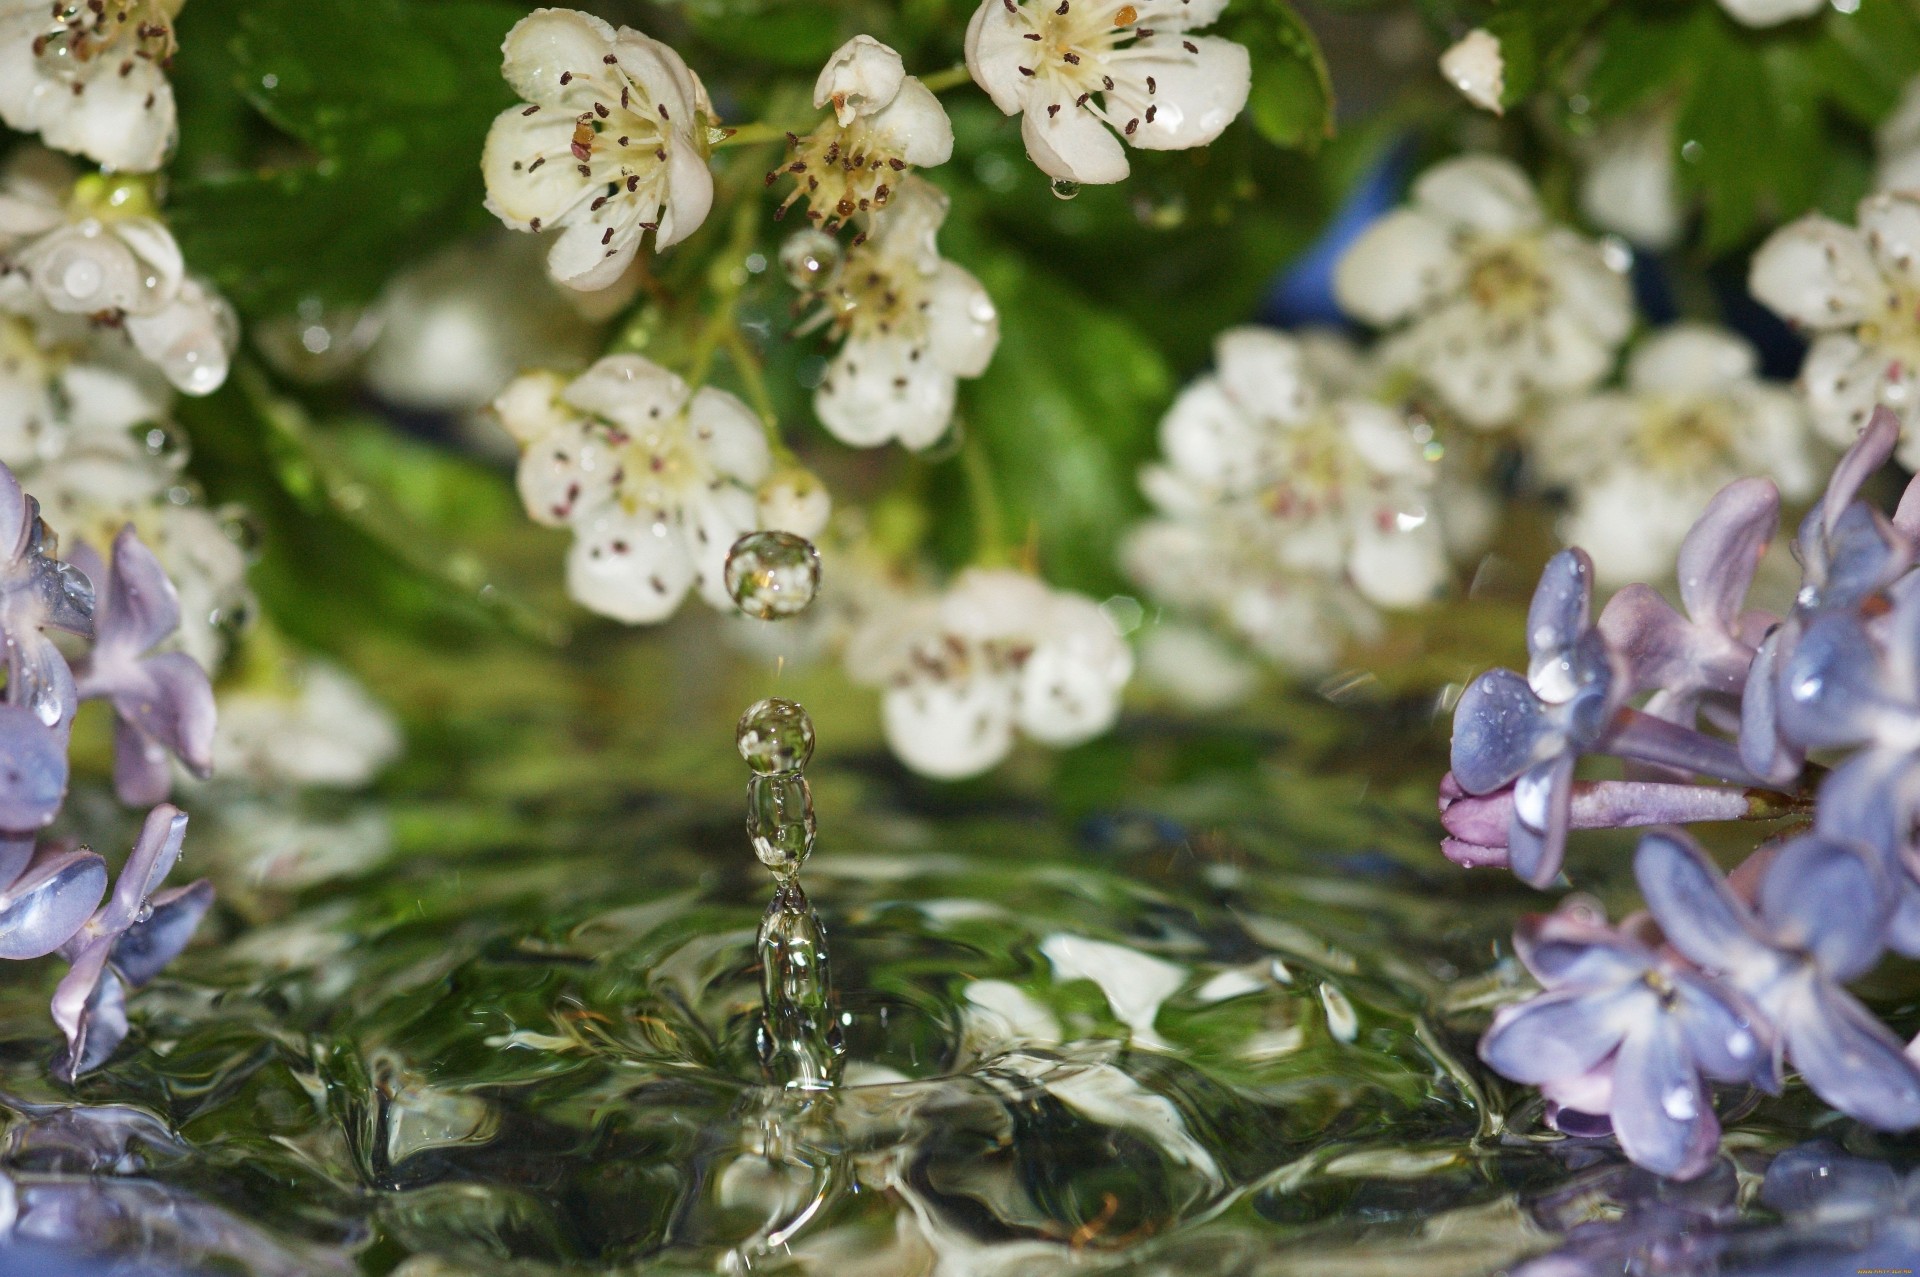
{"left": 918, "top": 64, "right": 973, "bottom": 93}
{"left": 685, "top": 199, "right": 763, "bottom": 389}
{"left": 712, "top": 120, "right": 801, "bottom": 149}
{"left": 722, "top": 327, "right": 795, "bottom": 463}
{"left": 960, "top": 432, "right": 1009, "bottom": 567}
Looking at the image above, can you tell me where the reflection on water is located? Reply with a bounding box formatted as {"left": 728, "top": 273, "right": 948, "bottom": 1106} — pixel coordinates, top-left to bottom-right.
{"left": 0, "top": 715, "right": 1913, "bottom": 1273}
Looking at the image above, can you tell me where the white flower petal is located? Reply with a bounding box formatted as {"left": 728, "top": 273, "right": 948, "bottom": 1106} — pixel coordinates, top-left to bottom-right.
{"left": 38, "top": 61, "right": 174, "bottom": 174}
{"left": 1564, "top": 472, "right": 1701, "bottom": 585}
{"left": 1332, "top": 209, "right": 1461, "bottom": 327}
{"left": 814, "top": 35, "right": 906, "bottom": 126}
{"left": 1878, "top": 146, "right": 1920, "bottom": 197}
{"left": 1716, "top": 0, "right": 1825, "bottom": 27}
{"left": 500, "top": 7, "right": 620, "bottom": 104}
{"left": 481, "top": 109, "right": 593, "bottom": 229}
{"left": 1579, "top": 111, "right": 1679, "bottom": 249}
{"left": 1438, "top": 29, "right": 1504, "bottom": 114}
{"left": 1348, "top": 517, "right": 1446, "bottom": 608}
{"left": 566, "top": 507, "right": 694, "bottom": 623}
{"left": 756, "top": 471, "right": 832, "bottom": 539}
{"left": 1626, "top": 323, "right": 1756, "bottom": 395}
{"left": 943, "top": 567, "right": 1053, "bottom": 642}
{"left": 516, "top": 419, "right": 618, "bottom": 527}
{"left": 1413, "top": 154, "right": 1542, "bottom": 235}
{"left": 1020, "top": 85, "right": 1130, "bottom": 185}
{"left": 923, "top": 262, "right": 999, "bottom": 377}
{"left": 964, "top": 0, "right": 1033, "bottom": 115}
{"left": 685, "top": 484, "right": 760, "bottom": 610}
{"left": 1124, "top": 35, "right": 1250, "bottom": 152}
{"left": 1749, "top": 215, "right": 1879, "bottom": 329}
{"left": 1539, "top": 229, "right": 1634, "bottom": 345}
{"left": 1337, "top": 401, "right": 1426, "bottom": 476}
{"left": 1801, "top": 334, "right": 1886, "bottom": 448}
{"left": 493, "top": 370, "right": 576, "bottom": 444}
{"left": 867, "top": 76, "right": 954, "bottom": 170}
{"left": 60, "top": 361, "right": 166, "bottom": 438}
{"left": 563, "top": 353, "right": 689, "bottom": 430}
{"left": 1860, "top": 189, "right": 1920, "bottom": 289}
{"left": 653, "top": 141, "right": 715, "bottom": 250}
{"left": 123, "top": 278, "right": 237, "bottom": 396}
{"left": 1213, "top": 327, "right": 1313, "bottom": 423}
{"left": 816, "top": 334, "right": 957, "bottom": 450}
{"left": 1016, "top": 598, "right": 1131, "bottom": 745}
{"left": 1157, "top": 377, "right": 1265, "bottom": 491}
{"left": 882, "top": 673, "right": 1018, "bottom": 779}
{"left": 686, "top": 386, "right": 771, "bottom": 484}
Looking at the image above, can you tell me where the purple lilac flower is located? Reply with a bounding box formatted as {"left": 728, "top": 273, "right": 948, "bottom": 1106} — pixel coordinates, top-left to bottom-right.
{"left": 1478, "top": 896, "right": 1776, "bottom": 1179}
{"left": 1637, "top": 828, "right": 1920, "bottom": 1131}
{"left": 1438, "top": 774, "right": 1758, "bottom": 869}
{"left": 1451, "top": 550, "right": 1621, "bottom": 886}
{"left": 71, "top": 527, "right": 216, "bottom": 808}
{"left": 51, "top": 805, "right": 212, "bottom": 1082}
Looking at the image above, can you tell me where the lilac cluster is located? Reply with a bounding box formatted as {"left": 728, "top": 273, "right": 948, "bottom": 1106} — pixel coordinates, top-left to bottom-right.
{"left": 1445, "top": 407, "right": 1920, "bottom": 1179}
{"left": 0, "top": 462, "right": 216, "bottom": 1081}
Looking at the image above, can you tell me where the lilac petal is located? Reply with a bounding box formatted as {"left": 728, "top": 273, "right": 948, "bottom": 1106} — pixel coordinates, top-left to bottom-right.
{"left": 99, "top": 527, "right": 181, "bottom": 655}
{"left": 1812, "top": 749, "right": 1917, "bottom": 862}
{"left": 31, "top": 555, "right": 94, "bottom": 639}
{"left": 1610, "top": 1015, "right": 1721, "bottom": 1180}
{"left": 1821, "top": 503, "right": 1910, "bottom": 609}
{"left": 0, "top": 830, "right": 35, "bottom": 887}
{"left": 1514, "top": 909, "right": 1650, "bottom": 988}
{"left": 100, "top": 805, "right": 187, "bottom": 934}
{"left": 112, "top": 652, "right": 216, "bottom": 779}
{"left": 0, "top": 467, "right": 27, "bottom": 561}
{"left": 1672, "top": 972, "right": 1777, "bottom": 1090}
{"left": 1886, "top": 872, "right": 1920, "bottom": 960}
{"left": 1776, "top": 611, "right": 1891, "bottom": 751}
{"left": 0, "top": 705, "right": 68, "bottom": 830}
{"left": 1822, "top": 404, "right": 1900, "bottom": 539}
{"left": 1677, "top": 478, "right": 1778, "bottom": 633}
{"left": 1508, "top": 755, "right": 1573, "bottom": 888}
{"left": 1547, "top": 1105, "right": 1614, "bottom": 1138}
{"left": 52, "top": 955, "right": 127, "bottom": 1084}
{"left": 0, "top": 846, "right": 106, "bottom": 960}
{"left": 1444, "top": 780, "right": 1750, "bottom": 850}
{"left": 1778, "top": 975, "right": 1920, "bottom": 1130}
{"left": 1896, "top": 472, "right": 1920, "bottom": 539}
{"left": 1634, "top": 830, "right": 1776, "bottom": 975}
{"left": 1481, "top": 988, "right": 1634, "bottom": 1085}
{"left": 1525, "top": 549, "right": 1595, "bottom": 663}
{"left": 1450, "top": 668, "right": 1551, "bottom": 795}
{"left": 1759, "top": 834, "right": 1890, "bottom": 982}
{"left": 1441, "top": 837, "right": 1507, "bottom": 868}
{"left": 111, "top": 880, "right": 211, "bottom": 987}
{"left": 8, "top": 632, "right": 77, "bottom": 732}
{"left": 111, "top": 719, "right": 171, "bottom": 809}
{"left": 50, "top": 939, "right": 111, "bottom": 1070}
{"left": 1598, "top": 709, "right": 1758, "bottom": 785}
{"left": 1739, "top": 628, "right": 1804, "bottom": 786}
{"left": 1597, "top": 585, "right": 1695, "bottom": 697}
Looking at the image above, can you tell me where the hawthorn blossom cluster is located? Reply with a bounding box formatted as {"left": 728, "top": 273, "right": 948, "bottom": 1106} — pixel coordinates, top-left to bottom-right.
{"left": 1444, "top": 407, "right": 1920, "bottom": 1180}
{"left": 0, "top": 462, "right": 217, "bottom": 1079}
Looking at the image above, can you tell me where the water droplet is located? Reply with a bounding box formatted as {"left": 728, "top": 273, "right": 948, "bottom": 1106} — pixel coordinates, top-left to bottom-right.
{"left": 142, "top": 422, "right": 189, "bottom": 468}
{"left": 29, "top": 683, "right": 62, "bottom": 727}
{"left": 725, "top": 531, "right": 821, "bottom": 621}
{"left": 1049, "top": 178, "right": 1080, "bottom": 201}
{"left": 134, "top": 900, "right": 154, "bottom": 925}
{"left": 61, "top": 257, "right": 103, "bottom": 302}
{"left": 737, "top": 698, "right": 815, "bottom": 774}
{"left": 1727, "top": 1029, "right": 1754, "bottom": 1059}
{"left": 747, "top": 772, "right": 816, "bottom": 876}
{"left": 779, "top": 230, "right": 842, "bottom": 291}
{"left": 1662, "top": 1085, "right": 1698, "bottom": 1121}
{"left": 216, "top": 504, "right": 265, "bottom": 560}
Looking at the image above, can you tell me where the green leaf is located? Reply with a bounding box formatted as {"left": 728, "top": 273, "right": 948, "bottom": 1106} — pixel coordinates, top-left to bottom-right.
{"left": 1482, "top": 0, "right": 1618, "bottom": 106}
{"left": 1228, "top": 0, "right": 1336, "bottom": 151}
{"left": 168, "top": 0, "right": 521, "bottom": 314}
{"left": 948, "top": 254, "right": 1173, "bottom": 595}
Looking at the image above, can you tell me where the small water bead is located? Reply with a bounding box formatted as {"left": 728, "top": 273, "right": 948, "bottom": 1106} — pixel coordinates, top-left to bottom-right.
{"left": 737, "top": 698, "right": 815, "bottom": 774}
{"left": 779, "top": 230, "right": 842, "bottom": 291}
{"left": 1049, "top": 178, "right": 1080, "bottom": 201}
{"left": 747, "top": 772, "right": 816, "bottom": 876}
{"left": 725, "top": 531, "right": 821, "bottom": 621}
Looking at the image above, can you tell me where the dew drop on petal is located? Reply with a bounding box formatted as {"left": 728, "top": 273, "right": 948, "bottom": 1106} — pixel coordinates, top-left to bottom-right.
{"left": 737, "top": 698, "right": 816, "bottom": 774}
{"left": 61, "top": 258, "right": 103, "bottom": 303}
{"left": 1049, "top": 178, "right": 1080, "bottom": 201}
{"left": 1662, "top": 1085, "right": 1698, "bottom": 1121}
{"left": 725, "top": 530, "right": 821, "bottom": 621}
{"left": 779, "top": 230, "right": 842, "bottom": 291}
{"left": 1727, "top": 1029, "right": 1753, "bottom": 1059}
{"left": 30, "top": 684, "right": 61, "bottom": 727}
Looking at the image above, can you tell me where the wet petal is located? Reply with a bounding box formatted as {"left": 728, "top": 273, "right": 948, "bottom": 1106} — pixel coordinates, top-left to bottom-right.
{"left": 1759, "top": 834, "right": 1889, "bottom": 982}
{"left": 1676, "top": 478, "right": 1778, "bottom": 633}
{"left": 1739, "top": 627, "right": 1804, "bottom": 786}
{"left": 1019, "top": 85, "right": 1129, "bottom": 185}
{"left": 0, "top": 846, "right": 105, "bottom": 960}
{"left": 96, "top": 526, "right": 181, "bottom": 656}
{"left": 1480, "top": 987, "right": 1633, "bottom": 1085}
{"left": 0, "top": 704, "right": 69, "bottom": 830}
{"left": 1597, "top": 584, "right": 1697, "bottom": 697}
{"left": 1610, "top": 1016, "right": 1721, "bottom": 1180}
{"left": 1749, "top": 214, "right": 1880, "bottom": 329}
{"left": 499, "top": 7, "right": 619, "bottom": 104}
{"left": 1819, "top": 502, "right": 1910, "bottom": 608}
{"left": 1525, "top": 549, "right": 1595, "bottom": 664}
{"left": 1673, "top": 971, "right": 1777, "bottom": 1089}
{"left": 1449, "top": 667, "right": 1553, "bottom": 795}
{"left": 1822, "top": 403, "right": 1901, "bottom": 535}
{"left": 110, "top": 720, "right": 171, "bottom": 810}
{"left": 565, "top": 507, "right": 695, "bottom": 624}
{"left": 922, "top": 262, "right": 999, "bottom": 379}
{"left": 1634, "top": 829, "right": 1776, "bottom": 977}
{"left": 101, "top": 804, "right": 187, "bottom": 935}
{"left": 1778, "top": 974, "right": 1920, "bottom": 1130}
{"left": 1123, "top": 35, "right": 1250, "bottom": 152}
{"left": 110, "top": 880, "right": 213, "bottom": 987}
{"left": 1777, "top": 610, "right": 1893, "bottom": 751}
{"left": 1507, "top": 754, "right": 1573, "bottom": 888}
{"left": 1514, "top": 908, "right": 1652, "bottom": 988}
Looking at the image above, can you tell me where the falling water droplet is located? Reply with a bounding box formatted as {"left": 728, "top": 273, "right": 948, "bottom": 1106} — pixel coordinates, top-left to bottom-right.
{"left": 779, "top": 230, "right": 843, "bottom": 291}
{"left": 725, "top": 531, "right": 821, "bottom": 621}
{"left": 747, "top": 771, "right": 816, "bottom": 876}
{"left": 1049, "top": 178, "right": 1080, "bottom": 201}
{"left": 737, "top": 698, "right": 816, "bottom": 774}
{"left": 755, "top": 880, "right": 846, "bottom": 1089}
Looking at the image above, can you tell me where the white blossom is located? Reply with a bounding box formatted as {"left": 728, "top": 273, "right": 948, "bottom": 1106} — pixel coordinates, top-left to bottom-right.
{"left": 1438, "top": 29, "right": 1503, "bottom": 115}
{"left": 1136, "top": 326, "right": 1449, "bottom": 610}
{"left": 1749, "top": 189, "right": 1920, "bottom": 467}
{"left": 482, "top": 7, "right": 715, "bottom": 291}
{"left": 1715, "top": 0, "right": 1824, "bottom": 28}
{"left": 772, "top": 35, "right": 953, "bottom": 230}
{"left": 810, "top": 178, "right": 998, "bottom": 450}
{"left": 0, "top": 0, "right": 180, "bottom": 172}
{"left": 1333, "top": 154, "right": 1633, "bottom": 430}
{"left": 845, "top": 568, "right": 1132, "bottom": 779}
{"left": 1535, "top": 324, "right": 1817, "bottom": 584}
{"left": 965, "top": 0, "right": 1250, "bottom": 186}
{"left": 1579, "top": 109, "right": 1681, "bottom": 250}
{"left": 214, "top": 658, "right": 402, "bottom": 789}
{"left": 0, "top": 150, "right": 235, "bottom": 394}
{"left": 494, "top": 353, "right": 785, "bottom": 624}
